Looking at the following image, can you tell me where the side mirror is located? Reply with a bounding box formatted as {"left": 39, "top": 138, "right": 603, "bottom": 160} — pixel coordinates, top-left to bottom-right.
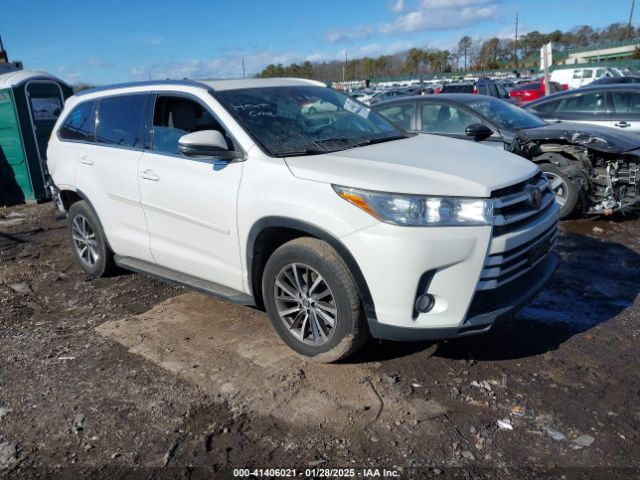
{"left": 465, "top": 123, "right": 493, "bottom": 141}
{"left": 178, "top": 130, "right": 243, "bottom": 159}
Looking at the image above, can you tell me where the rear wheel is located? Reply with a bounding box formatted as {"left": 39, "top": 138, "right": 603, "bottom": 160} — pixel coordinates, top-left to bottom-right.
{"left": 262, "top": 237, "right": 369, "bottom": 362}
{"left": 539, "top": 163, "right": 579, "bottom": 218}
{"left": 67, "top": 201, "right": 115, "bottom": 277}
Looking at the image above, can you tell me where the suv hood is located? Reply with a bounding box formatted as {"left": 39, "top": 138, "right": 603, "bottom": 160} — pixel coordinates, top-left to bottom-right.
{"left": 284, "top": 134, "right": 537, "bottom": 198}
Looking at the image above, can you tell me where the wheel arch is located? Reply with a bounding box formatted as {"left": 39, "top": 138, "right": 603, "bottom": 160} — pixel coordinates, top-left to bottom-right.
{"left": 66, "top": 189, "right": 115, "bottom": 253}
{"left": 246, "top": 217, "right": 376, "bottom": 320}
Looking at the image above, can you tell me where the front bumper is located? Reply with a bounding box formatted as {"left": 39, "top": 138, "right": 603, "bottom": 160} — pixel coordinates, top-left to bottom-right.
{"left": 339, "top": 185, "right": 559, "bottom": 341}
{"left": 367, "top": 252, "right": 558, "bottom": 341}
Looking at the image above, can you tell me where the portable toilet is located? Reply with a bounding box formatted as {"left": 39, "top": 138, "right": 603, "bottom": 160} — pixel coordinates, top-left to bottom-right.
{"left": 0, "top": 70, "right": 73, "bottom": 204}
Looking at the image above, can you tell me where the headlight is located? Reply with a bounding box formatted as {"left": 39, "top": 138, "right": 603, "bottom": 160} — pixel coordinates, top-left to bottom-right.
{"left": 333, "top": 185, "right": 493, "bottom": 226}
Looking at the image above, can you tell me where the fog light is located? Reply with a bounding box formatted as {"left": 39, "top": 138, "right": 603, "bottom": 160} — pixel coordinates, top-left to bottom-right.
{"left": 415, "top": 294, "right": 435, "bottom": 313}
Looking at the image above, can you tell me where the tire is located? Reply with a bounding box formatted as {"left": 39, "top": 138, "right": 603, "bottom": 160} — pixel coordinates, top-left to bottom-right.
{"left": 539, "top": 162, "right": 579, "bottom": 219}
{"left": 67, "top": 201, "right": 115, "bottom": 277}
{"left": 262, "top": 237, "right": 369, "bottom": 362}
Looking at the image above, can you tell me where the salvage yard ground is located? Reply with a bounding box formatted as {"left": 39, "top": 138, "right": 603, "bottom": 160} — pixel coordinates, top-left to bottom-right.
{"left": 1, "top": 203, "right": 639, "bottom": 479}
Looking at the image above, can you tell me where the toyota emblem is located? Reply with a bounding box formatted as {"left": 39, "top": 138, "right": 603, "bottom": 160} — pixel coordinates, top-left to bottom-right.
{"left": 526, "top": 186, "right": 543, "bottom": 209}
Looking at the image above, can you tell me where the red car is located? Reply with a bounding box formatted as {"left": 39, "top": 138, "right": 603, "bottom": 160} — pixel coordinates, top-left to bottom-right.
{"left": 510, "top": 79, "right": 566, "bottom": 105}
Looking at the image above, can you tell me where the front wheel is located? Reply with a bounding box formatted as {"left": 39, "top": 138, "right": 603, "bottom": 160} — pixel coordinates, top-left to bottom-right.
{"left": 262, "top": 237, "right": 369, "bottom": 362}
{"left": 539, "top": 163, "right": 579, "bottom": 218}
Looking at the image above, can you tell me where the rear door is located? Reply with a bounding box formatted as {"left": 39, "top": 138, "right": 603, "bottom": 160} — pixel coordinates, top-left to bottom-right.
{"left": 137, "top": 93, "right": 245, "bottom": 290}
{"left": 374, "top": 100, "right": 417, "bottom": 131}
{"left": 74, "top": 93, "right": 153, "bottom": 261}
{"left": 610, "top": 89, "right": 640, "bottom": 134}
{"left": 534, "top": 90, "right": 611, "bottom": 127}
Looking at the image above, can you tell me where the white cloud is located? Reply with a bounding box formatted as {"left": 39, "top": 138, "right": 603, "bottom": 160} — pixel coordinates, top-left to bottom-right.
{"left": 87, "top": 58, "right": 113, "bottom": 68}
{"left": 391, "top": 0, "right": 404, "bottom": 13}
{"left": 327, "top": 0, "right": 499, "bottom": 42}
{"left": 130, "top": 49, "right": 301, "bottom": 81}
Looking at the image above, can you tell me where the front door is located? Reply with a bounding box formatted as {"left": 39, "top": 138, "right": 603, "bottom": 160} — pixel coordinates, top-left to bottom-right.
{"left": 418, "top": 101, "right": 504, "bottom": 149}
{"left": 138, "top": 94, "right": 245, "bottom": 290}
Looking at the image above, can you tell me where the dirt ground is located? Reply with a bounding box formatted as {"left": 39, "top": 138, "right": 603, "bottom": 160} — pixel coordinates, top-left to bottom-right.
{"left": 1, "top": 202, "right": 639, "bottom": 479}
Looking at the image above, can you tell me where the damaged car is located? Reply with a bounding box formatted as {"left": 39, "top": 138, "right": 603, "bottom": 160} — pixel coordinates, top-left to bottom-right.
{"left": 373, "top": 94, "right": 640, "bottom": 218}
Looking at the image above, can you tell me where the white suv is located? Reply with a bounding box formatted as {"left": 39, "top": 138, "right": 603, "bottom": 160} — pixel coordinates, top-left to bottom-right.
{"left": 47, "top": 78, "right": 559, "bottom": 362}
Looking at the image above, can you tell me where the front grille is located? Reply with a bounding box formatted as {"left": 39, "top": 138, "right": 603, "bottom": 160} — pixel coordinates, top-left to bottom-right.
{"left": 475, "top": 173, "right": 558, "bottom": 293}
{"left": 477, "top": 220, "right": 558, "bottom": 291}
{"left": 491, "top": 173, "right": 555, "bottom": 236}
{"left": 467, "top": 255, "right": 551, "bottom": 318}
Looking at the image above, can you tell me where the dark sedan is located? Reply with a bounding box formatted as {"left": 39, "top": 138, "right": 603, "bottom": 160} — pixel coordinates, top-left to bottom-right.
{"left": 373, "top": 94, "right": 640, "bottom": 218}
{"left": 590, "top": 76, "right": 640, "bottom": 85}
{"left": 523, "top": 84, "right": 640, "bottom": 134}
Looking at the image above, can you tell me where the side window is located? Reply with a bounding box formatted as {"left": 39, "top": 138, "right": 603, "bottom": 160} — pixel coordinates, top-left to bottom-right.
{"left": 612, "top": 91, "right": 640, "bottom": 115}
{"left": 376, "top": 103, "right": 415, "bottom": 131}
{"left": 582, "top": 69, "right": 593, "bottom": 79}
{"left": 488, "top": 84, "right": 499, "bottom": 97}
{"left": 595, "top": 69, "right": 606, "bottom": 78}
{"left": 496, "top": 84, "right": 509, "bottom": 99}
{"left": 152, "top": 96, "right": 228, "bottom": 155}
{"left": 572, "top": 70, "right": 582, "bottom": 79}
{"left": 59, "top": 101, "right": 96, "bottom": 141}
{"left": 421, "top": 103, "right": 483, "bottom": 135}
{"left": 96, "top": 95, "right": 147, "bottom": 149}
{"left": 555, "top": 92, "right": 606, "bottom": 114}
{"left": 531, "top": 100, "right": 560, "bottom": 113}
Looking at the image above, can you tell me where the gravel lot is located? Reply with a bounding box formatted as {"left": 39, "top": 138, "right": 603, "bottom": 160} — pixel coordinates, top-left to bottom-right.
{"left": 1, "top": 202, "right": 639, "bottom": 479}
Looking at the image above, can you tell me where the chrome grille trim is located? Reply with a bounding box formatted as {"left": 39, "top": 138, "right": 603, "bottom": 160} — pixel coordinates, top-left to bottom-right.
{"left": 475, "top": 173, "right": 559, "bottom": 293}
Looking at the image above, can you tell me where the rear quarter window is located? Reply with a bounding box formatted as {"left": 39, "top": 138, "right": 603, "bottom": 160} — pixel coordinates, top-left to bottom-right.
{"left": 59, "top": 101, "right": 96, "bottom": 142}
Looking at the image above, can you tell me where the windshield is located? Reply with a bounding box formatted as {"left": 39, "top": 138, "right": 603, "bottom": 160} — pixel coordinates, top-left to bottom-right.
{"left": 214, "top": 86, "right": 407, "bottom": 157}
{"left": 462, "top": 97, "right": 546, "bottom": 130}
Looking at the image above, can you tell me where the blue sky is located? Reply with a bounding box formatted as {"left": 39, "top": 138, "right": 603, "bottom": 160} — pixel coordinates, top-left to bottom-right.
{"left": 1, "top": 0, "right": 633, "bottom": 85}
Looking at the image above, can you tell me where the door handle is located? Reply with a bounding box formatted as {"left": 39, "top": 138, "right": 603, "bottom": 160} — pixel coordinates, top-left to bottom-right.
{"left": 140, "top": 169, "right": 160, "bottom": 181}
{"left": 79, "top": 155, "right": 93, "bottom": 165}
{"left": 615, "top": 121, "right": 631, "bottom": 128}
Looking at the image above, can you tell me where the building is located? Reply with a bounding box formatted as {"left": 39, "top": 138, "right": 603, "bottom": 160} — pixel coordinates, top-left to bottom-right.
{"left": 564, "top": 38, "right": 640, "bottom": 64}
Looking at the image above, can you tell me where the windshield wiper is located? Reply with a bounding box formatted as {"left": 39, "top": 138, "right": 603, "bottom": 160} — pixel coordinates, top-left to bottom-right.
{"left": 366, "top": 134, "right": 408, "bottom": 145}
{"left": 274, "top": 146, "right": 327, "bottom": 157}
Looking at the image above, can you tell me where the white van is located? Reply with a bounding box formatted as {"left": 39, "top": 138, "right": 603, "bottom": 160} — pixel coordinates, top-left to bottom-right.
{"left": 47, "top": 78, "right": 559, "bottom": 361}
{"left": 551, "top": 67, "right": 618, "bottom": 89}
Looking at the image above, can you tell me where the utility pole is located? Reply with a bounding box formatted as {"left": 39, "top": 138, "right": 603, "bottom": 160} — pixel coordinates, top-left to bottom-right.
{"left": 514, "top": 12, "right": 519, "bottom": 66}
{"left": 342, "top": 51, "right": 347, "bottom": 83}
{"left": 628, "top": 0, "right": 635, "bottom": 39}
{"left": 242, "top": 58, "right": 246, "bottom": 79}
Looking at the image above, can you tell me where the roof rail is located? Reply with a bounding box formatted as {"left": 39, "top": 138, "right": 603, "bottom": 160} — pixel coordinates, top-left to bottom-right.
{"left": 75, "top": 79, "right": 210, "bottom": 97}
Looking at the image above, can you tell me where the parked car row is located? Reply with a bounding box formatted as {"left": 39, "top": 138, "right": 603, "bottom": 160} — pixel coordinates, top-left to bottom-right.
{"left": 373, "top": 93, "right": 640, "bottom": 218}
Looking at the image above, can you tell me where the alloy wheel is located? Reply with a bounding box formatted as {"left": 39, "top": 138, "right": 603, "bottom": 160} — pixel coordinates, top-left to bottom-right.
{"left": 544, "top": 171, "right": 568, "bottom": 206}
{"left": 273, "top": 263, "right": 337, "bottom": 346}
{"left": 71, "top": 215, "right": 100, "bottom": 267}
